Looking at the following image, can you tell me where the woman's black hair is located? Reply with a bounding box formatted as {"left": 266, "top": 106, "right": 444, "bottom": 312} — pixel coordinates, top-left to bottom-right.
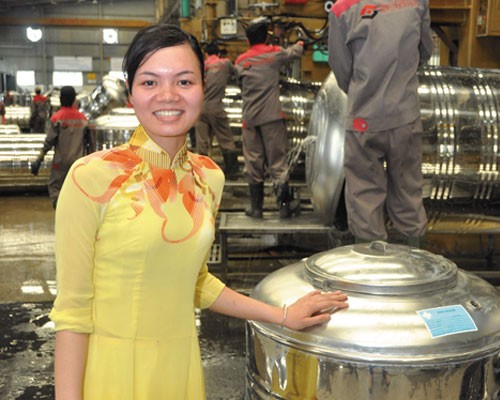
{"left": 122, "top": 24, "right": 204, "bottom": 94}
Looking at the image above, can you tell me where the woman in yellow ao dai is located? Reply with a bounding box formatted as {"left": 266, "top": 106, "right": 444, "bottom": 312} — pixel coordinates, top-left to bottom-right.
{"left": 50, "top": 23, "right": 349, "bottom": 400}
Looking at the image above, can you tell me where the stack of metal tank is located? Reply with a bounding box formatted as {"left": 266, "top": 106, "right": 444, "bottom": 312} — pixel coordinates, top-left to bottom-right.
{"left": 0, "top": 76, "right": 128, "bottom": 191}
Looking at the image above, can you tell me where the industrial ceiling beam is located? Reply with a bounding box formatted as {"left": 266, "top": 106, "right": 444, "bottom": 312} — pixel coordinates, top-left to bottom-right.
{"left": 0, "top": 16, "right": 151, "bottom": 29}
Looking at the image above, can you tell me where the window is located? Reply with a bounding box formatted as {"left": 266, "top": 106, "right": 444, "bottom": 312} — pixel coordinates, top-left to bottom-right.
{"left": 52, "top": 71, "right": 83, "bottom": 88}
{"left": 108, "top": 70, "right": 125, "bottom": 80}
{"left": 16, "top": 70, "right": 35, "bottom": 87}
{"left": 108, "top": 57, "right": 125, "bottom": 80}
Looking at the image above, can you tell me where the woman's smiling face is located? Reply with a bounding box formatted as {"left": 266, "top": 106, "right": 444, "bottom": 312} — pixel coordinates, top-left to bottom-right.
{"left": 129, "top": 43, "right": 204, "bottom": 153}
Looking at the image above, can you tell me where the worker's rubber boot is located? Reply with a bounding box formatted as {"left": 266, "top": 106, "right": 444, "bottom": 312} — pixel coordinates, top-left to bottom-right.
{"left": 222, "top": 150, "right": 239, "bottom": 180}
{"left": 274, "top": 182, "right": 301, "bottom": 219}
{"left": 245, "top": 183, "right": 264, "bottom": 219}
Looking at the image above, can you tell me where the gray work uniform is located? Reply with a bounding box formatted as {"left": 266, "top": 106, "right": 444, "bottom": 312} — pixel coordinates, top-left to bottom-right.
{"left": 328, "top": 0, "right": 433, "bottom": 240}
{"left": 30, "top": 94, "right": 50, "bottom": 133}
{"left": 235, "top": 42, "right": 303, "bottom": 185}
{"left": 38, "top": 106, "right": 91, "bottom": 206}
{"left": 195, "top": 54, "right": 236, "bottom": 155}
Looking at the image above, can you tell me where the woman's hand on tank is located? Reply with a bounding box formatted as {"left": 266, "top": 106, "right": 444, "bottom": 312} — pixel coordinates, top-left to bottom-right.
{"left": 283, "top": 290, "right": 348, "bottom": 330}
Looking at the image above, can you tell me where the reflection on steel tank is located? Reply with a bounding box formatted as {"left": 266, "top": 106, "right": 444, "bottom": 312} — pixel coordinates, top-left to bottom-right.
{"left": 223, "top": 86, "right": 243, "bottom": 133}
{"left": 0, "top": 106, "right": 138, "bottom": 191}
{"left": 88, "top": 107, "right": 139, "bottom": 150}
{"left": 0, "top": 125, "right": 21, "bottom": 135}
{"left": 306, "top": 66, "right": 500, "bottom": 231}
{"left": 0, "top": 134, "right": 52, "bottom": 191}
{"left": 280, "top": 79, "right": 321, "bottom": 176}
{"left": 223, "top": 79, "right": 319, "bottom": 135}
{"left": 4, "top": 106, "right": 31, "bottom": 130}
{"left": 78, "top": 75, "right": 128, "bottom": 119}
{"left": 225, "top": 79, "right": 320, "bottom": 177}
{"left": 280, "top": 78, "right": 321, "bottom": 137}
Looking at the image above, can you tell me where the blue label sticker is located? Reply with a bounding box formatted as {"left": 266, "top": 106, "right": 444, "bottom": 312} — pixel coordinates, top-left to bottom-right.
{"left": 417, "top": 305, "right": 478, "bottom": 338}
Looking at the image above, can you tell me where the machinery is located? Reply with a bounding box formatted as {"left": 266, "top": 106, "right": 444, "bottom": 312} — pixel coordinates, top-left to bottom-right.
{"left": 306, "top": 66, "right": 500, "bottom": 233}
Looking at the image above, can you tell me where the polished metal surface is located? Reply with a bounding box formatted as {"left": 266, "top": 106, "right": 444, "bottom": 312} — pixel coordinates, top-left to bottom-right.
{"left": 0, "top": 124, "right": 21, "bottom": 135}
{"left": 0, "top": 106, "right": 137, "bottom": 190}
{"left": 247, "top": 242, "right": 500, "bottom": 399}
{"left": 223, "top": 85, "right": 243, "bottom": 130}
{"left": 88, "top": 109, "right": 138, "bottom": 150}
{"left": 0, "top": 134, "right": 51, "bottom": 190}
{"left": 305, "top": 240, "right": 458, "bottom": 295}
{"left": 306, "top": 66, "right": 500, "bottom": 228}
{"left": 3, "top": 106, "right": 31, "bottom": 129}
{"left": 280, "top": 79, "right": 320, "bottom": 139}
{"left": 246, "top": 339, "right": 500, "bottom": 399}
{"left": 79, "top": 75, "right": 128, "bottom": 120}
{"left": 419, "top": 68, "right": 500, "bottom": 205}
{"left": 305, "top": 73, "right": 347, "bottom": 226}
{"left": 224, "top": 79, "right": 319, "bottom": 135}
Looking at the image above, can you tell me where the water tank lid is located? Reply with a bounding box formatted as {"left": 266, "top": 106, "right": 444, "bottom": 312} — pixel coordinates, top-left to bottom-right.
{"left": 305, "top": 241, "right": 458, "bottom": 295}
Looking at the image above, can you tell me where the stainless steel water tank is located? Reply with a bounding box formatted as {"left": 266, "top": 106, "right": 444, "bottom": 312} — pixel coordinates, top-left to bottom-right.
{"left": 3, "top": 106, "right": 31, "bottom": 130}
{"left": 88, "top": 108, "right": 139, "bottom": 150}
{"left": 0, "top": 125, "right": 21, "bottom": 135}
{"left": 306, "top": 66, "right": 500, "bottom": 226}
{"left": 247, "top": 241, "right": 500, "bottom": 399}
{"left": 0, "top": 134, "right": 51, "bottom": 191}
{"left": 78, "top": 75, "right": 128, "bottom": 120}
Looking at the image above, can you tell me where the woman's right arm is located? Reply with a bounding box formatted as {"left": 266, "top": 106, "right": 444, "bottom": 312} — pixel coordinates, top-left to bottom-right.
{"left": 54, "top": 331, "right": 89, "bottom": 400}
{"left": 51, "top": 159, "right": 103, "bottom": 399}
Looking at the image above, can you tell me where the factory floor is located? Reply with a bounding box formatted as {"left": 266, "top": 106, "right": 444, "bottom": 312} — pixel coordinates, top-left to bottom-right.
{"left": 1, "top": 183, "right": 499, "bottom": 399}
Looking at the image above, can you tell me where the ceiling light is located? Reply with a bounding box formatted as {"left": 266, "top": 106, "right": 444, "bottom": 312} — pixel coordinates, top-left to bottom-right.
{"left": 103, "top": 28, "right": 118, "bottom": 44}
{"left": 27, "top": 27, "right": 43, "bottom": 43}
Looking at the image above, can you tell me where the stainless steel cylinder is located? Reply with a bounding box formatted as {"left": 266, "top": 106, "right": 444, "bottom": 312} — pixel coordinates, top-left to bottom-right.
{"left": 225, "top": 80, "right": 319, "bottom": 139}
{"left": 88, "top": 108, "right": 139, "bottom": 150}
{"left": 78, "top": 75, "right": 128, "bottom": 120}
{"left": 306, "top": 66, "right": 500, "bottom": 228}
{"left": 3, "top": 106, "right": 31, "bottom": 130}
{"left": 0, "top": 134, "right": 51, "bottom": 191}
{"left": 0, "top": 125, "right": 21, "bottom": 135}
{"left": 247, "top": 242, "right": 500, "bottom": 399}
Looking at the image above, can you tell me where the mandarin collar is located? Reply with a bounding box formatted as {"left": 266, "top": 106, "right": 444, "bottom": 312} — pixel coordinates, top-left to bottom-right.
{"left": 129, "top": 125, "right": 188, "bottom": 169}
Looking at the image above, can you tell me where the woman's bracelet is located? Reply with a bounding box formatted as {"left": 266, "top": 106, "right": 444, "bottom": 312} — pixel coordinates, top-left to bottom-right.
{"left": 280, "top": 304, "right": 288, "bottom": 328}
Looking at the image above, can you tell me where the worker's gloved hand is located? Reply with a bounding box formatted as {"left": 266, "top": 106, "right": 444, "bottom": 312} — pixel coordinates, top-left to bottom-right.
{"left": 31, "top": 159, "right": 41, "bottom": 176}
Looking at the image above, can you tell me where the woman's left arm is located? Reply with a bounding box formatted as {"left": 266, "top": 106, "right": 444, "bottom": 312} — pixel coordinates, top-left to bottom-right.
{"left": 209, "top": 287, "right": 348, "bottom": 330}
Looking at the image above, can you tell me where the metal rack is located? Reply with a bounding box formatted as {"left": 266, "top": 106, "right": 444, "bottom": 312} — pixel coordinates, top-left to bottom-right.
{"left": 217, "top": 211, "right": 334, "bottom": 281}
